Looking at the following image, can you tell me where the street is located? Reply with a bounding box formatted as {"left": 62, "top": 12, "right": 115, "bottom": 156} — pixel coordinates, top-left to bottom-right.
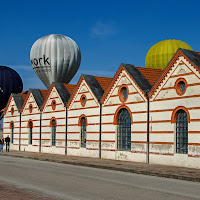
{"left": 0, "top": 156, "right": 200, "bottom": 200}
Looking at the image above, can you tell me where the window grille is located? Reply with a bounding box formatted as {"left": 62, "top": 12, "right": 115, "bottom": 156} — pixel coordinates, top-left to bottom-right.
{"left": 52, "top": 119, "right": 56, "bottom": 146}
{"left": 176, "top": 110, "right": 188, "bottom": 154}
{"left": 81, "top": 117, "right": 86, "bottom": 148}
{"left": 29, "top": 121, "right": 33, "bottom": 145}
{"left": 11, "top": 123, "right": 14, "bottom": 143}
{"left": 117, "top": 108, "right": 131, "bottom": 150}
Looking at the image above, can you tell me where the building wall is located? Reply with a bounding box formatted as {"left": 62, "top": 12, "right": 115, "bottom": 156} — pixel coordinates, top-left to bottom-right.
{"left": 149, "top": 56, "right": 200, "bottom": 168}
{"left": 3, "top": 98, "right": 20, "bottom": 150}
{"left": 67, "top": 80, "right": 100, "bottom": 158}
{"left": 21, "top": 93, "right": 40, "bottom": 152}
{"left": 3, "top": 57, "right": 200, "bottom": 169}
{"left": 42, "top": 87, "right": 66, "bottom": 154}
{"left": 101, "top": 70, "right": 147, "bottom": 162}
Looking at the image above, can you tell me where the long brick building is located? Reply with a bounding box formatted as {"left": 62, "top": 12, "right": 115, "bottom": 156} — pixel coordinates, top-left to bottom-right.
{"left": 3, "top": 48, "right": 200, "bottom": 169}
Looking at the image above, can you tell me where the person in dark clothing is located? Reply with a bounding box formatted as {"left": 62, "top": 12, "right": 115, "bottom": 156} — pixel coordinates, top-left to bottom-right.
{"left": 5, "top": 135, "right": 10, "bottom": 152}
{"left": 2, "top": 137, "right": 4, "bottom": 144}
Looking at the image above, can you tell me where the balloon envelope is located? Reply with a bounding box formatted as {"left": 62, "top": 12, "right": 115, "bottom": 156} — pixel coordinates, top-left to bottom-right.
{"left": 145, "top": 39, "right": 193, "bottom": 70}
{"left": 30, "top": 34, "right": 81, "bottom": 89}
{"left": 0, "top": 66, "right": 23, "bottom": 110}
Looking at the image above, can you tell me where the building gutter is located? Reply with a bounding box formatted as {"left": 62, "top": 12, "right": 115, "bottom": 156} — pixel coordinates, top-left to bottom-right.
{"left": 146, "top": 92, "right": 150, "bottom": 164}
{"left": 65, "top": 107, "right": 68, "bottom": 155}
{"left": 19, "top": 113, "right": 21, "bottom": 151}
{"left": 99, "top": 102, "right": 102, "bottom": 159}
{"left": 39, "top": 111, "right": 42, "bottom": 153}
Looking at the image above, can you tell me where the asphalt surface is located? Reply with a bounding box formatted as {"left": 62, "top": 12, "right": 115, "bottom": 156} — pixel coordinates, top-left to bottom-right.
{"left": 0, "top": 151, "right": 200, "bottom": 182}
{"left": 0, "top": 156, "right": 200, "bottom": 200}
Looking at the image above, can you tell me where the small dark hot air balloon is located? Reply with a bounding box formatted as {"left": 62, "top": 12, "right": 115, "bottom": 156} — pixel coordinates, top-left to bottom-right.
{"left": 0, "top": 66, "right": 23, "bottom": 110}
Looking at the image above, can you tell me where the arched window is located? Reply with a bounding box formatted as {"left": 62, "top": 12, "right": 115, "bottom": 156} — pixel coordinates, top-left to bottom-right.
{"left": 117, "top": 108, "right": 131, "bottom": 150}
{"left": 11, "top": 122, "right": 14, "bottom": 143}
{"left": 52, "top": 119, "right": 56, "bottom": 146}
{"left": 29, "top": 121, "right": 33, "bottom": 145}
{"left": 176, "top": 110, "right": 188, "bottom": 154}
{"left": 81, "top": 117, "right": 86, "bottom": 148}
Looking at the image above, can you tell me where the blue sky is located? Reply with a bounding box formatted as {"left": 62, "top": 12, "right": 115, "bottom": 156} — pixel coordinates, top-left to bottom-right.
{"left": 0, "top": 0, "right": 200, "bottom": 91}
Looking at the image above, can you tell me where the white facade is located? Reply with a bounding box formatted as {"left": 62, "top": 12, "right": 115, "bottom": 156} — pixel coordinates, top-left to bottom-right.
{"left": 3, "top": 95, "right": 21, "bottom": 151}
{"left": 101, "top": 67, "right": 147, "bottom": 163}
{"left": 41, "top": 86, "right": 67, "bottom": 154}
{"left": 149, "top": 54, "right": 200, "bottom": 168}
{"left": 20, "top": 92, "right": 41, "bottom": 152}
{"left": 67, "top": 76, "right": 107, "bottom": 158}
{"left": 3, "top": 49, "right": 200, "bottom": 169}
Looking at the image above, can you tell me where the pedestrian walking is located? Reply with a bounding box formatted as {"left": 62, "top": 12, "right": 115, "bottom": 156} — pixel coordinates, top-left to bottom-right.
{"left": 0, "top": 139, "right": 3, "bottom": 152}
{"left": 5, "top": 135, "right": 10, "bottom": 152}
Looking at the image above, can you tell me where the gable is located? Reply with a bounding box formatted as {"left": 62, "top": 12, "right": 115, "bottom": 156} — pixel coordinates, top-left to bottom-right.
{"left": 21, "top": 93, "right": 40, "bottom": 115}
{"left": 103, "top": 69, "right": 147, "bottom": 106}
{"left": 42, "top": 86, "right": 65, "bottom": 113}
{"left": 4, "top": 96, "right": 19, "bottom": 117}
{"left": 68, "top": 79, "right": 100, "bottom": 110}
{"left": 151, "top": 56, "right": 200, "bottom": 101}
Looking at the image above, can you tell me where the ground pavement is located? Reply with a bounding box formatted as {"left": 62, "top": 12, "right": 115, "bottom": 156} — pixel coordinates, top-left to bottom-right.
{"left": 0, "top": 151, "right": 200, "bottom": 182}
{"left": 0, "top": 184, "right": 51, "bottom": 200}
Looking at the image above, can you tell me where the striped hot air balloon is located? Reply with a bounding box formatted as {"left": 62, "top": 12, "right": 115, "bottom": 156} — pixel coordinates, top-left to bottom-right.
{"left": 30, "top": 34, "right": 81, "bottom": 89}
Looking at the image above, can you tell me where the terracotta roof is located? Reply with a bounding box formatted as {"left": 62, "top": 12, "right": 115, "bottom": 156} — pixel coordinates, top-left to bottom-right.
{"left": 64, "top": 84, "right": 76, "bottom": 94}
{"left": 40, "top": 89, "right": 48, "bottom": 99}
{"left": 1, "top": 108, "right": 5, "bottom": 112}
{"left": 20, "top": 91, "right": 28, "bottom": 101}
{"left": 195, "top": 51, "right": 200, "bottom": 56}
{"left": 136, "top": 67, "right": 163, "bottom": 86}
{"left": 94, "top": 76, "right": 112, "bottom": 91}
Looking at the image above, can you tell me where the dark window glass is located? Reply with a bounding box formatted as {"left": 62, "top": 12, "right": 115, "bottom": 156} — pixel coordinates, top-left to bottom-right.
{"left": 117, "top": 108, "right": 131, "bottom": 150}
{"left": 29, "top": 104, "right": 33, "bottom": 113}
{"left": 52, "top": 120, "right": 56, "bottom": 146}
{"left": 176, "top": 110, "right": 188, "bottom": 154}
{"left": 121, "top": 87, "right": 128, "bottom": 101}
{"left": 82, "top": 97, "right": 86, "bottom": 105}
{"left": 11, "top": 123, "right": 14, "bottom": 143}
{"left": 179, "top": 81, "right": 186, "bottom": 94}
{"left": 52, "top": 101, "right": 56, "bottom": 110}
{"left": 81, "top": 96, "right": 86, "bottom": 107}
{"left": 81, "top": 117, "right": 86, "bottom": 148}
{"left": 29, "top": 121, "right": 33, "bottom": 145}
{"left": 11, "top": 107, "right": 14, "bottom": 115}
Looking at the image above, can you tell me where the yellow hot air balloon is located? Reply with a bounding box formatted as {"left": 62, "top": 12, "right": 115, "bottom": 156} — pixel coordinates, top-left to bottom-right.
{"left": 145, "top": 39, "right": 193, "bottom": 70}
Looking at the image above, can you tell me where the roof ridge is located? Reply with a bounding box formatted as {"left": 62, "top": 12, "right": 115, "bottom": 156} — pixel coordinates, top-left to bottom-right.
{"left": 94, "top": 75, "right": 112, "bottom": 79}
{"left": 64, "top": 83, "right": 76, "bottom": 86}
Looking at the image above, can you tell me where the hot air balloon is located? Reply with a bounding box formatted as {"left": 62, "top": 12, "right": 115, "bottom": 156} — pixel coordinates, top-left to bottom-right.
{"left": 0, "top": 66, "right": 23, "bottom": 110}
{"left": 30, "top": 34, "right": 81, "bottom": 89}
{"left": 145, "top": 39, "right": 193, "bottom": 70}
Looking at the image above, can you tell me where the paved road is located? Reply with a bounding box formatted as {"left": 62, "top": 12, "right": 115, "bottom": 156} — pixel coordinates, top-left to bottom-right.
{"left": 0, "top": 156, "right": 199, "bottom": 200}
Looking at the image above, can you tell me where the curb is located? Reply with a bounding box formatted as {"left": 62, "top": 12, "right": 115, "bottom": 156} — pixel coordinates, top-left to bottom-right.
{"left": 1, "top": 153, "right": 200, "bottom": 183}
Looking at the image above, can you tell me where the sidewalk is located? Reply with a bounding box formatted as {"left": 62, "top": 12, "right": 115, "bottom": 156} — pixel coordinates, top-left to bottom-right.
{"left": 1, "top": 151, "right": 200, "bottom": 182}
